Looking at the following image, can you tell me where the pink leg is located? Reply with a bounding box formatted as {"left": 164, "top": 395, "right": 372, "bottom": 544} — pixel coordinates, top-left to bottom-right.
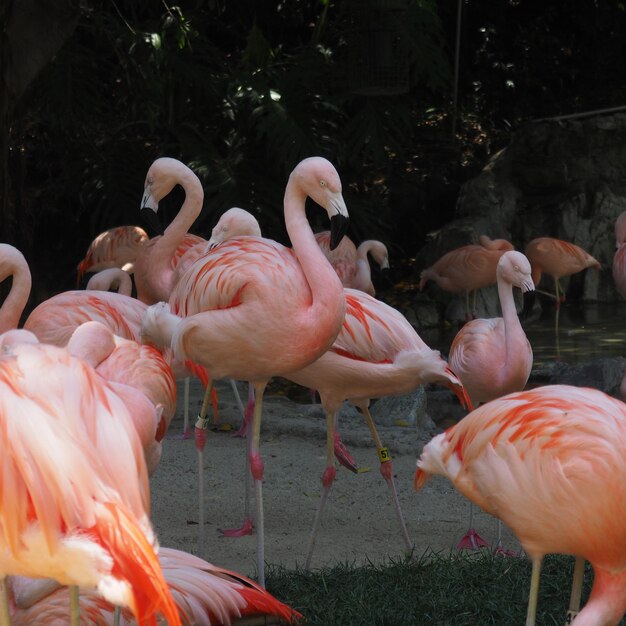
{"left": 304, "top": 410, "right": 338, "bottom": 569}
{"left": 234, "top": 382, "right": 255, "bottom": 438}
{"left": 361, "top": 407, "right": 413, "bottom": 553}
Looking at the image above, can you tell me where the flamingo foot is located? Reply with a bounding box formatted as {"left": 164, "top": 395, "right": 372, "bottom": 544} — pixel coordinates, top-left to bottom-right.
{"left": 456, "top": 528, "right": 490, "bottom": 551}
{"left": 334, "top": 432, "right": 358, "bottom": 473}
{"left": 219, "top": 517, "right": 254, "bottom": 538}
{"left": 494, "top": 543, "right": 519, "bottom": 557}
{"left": 165, "top": 428, "right": 191, "bottom": 441}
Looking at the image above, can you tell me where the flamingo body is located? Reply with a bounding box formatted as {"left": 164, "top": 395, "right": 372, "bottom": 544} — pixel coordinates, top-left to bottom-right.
{"left": 0, "top": 339, "right": 180, "bottom": 625}
{"left": 9, "top": 547, "right": 301, "bottom": 625}
{"left": 448, "top": 250, "right": 534, "bottom": 406}
{"left": 77, "top": 226, "right": 149, "bottom": 284}
{"left": 416, "top": 384, "right": 626, "bottom": 625}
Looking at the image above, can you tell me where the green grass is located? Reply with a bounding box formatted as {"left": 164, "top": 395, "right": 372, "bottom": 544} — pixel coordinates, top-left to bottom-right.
{"left": 265, "top": 551, "right": 626, "bottom": 625}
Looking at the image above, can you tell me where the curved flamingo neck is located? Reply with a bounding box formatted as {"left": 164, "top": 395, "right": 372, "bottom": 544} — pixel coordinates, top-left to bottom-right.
{"left": 498, "top": 273, "right": 524, "bottom": 359}
{"left": 352, "top": 258, "right": 373, "bottom": 294}
{"left": 149, "top": 168, "right": 203, "bottom": 298}
{"left": 574, "top": 568, "right": 626, "bottom": 625}
{"left": 0, "top": 248, "right": 32, "bottom": 333}
{"left": 284, "top": 183, "right": 344, "bottom": 317}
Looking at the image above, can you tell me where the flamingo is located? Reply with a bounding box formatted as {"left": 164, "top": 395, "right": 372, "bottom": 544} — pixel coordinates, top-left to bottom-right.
{"left": 447, "top": 250, "right": 535, "bottom": 551}
{"left": 283, "top": 288, "right": 470, "bottom": 568}
{"left": 8, "top": 547, "right": 301, "bottom": 625}
{"left": 67, "top": 321, "right": 177, "bottom": 476}
{"left": 86, "top": 267, "right": 133, "bottom": 296}
{"left": 419, "top": 235, "right": 514, "bottom": 320}
{"left": 415, "top": 384, "right": 626, "bottom": 626}
{"left": 524, "top": 237, "right": 601, "bottom": 333}
{"left": 0, "top": 335, "right": 180, "bottom": 626}
{"left": 140, "top": 156, "right": 350, "bottom": 587}
{"left": 133, "top": 158, "right": 207, "bottom": 305}
{"left": 315, "top": 231, "right": 390, "bottom": 296}
{"left": 76, "top": 225, "right": 149, "bottom": 286}
{"left": 612, "top": 211, "right": 626, "bottom": 299}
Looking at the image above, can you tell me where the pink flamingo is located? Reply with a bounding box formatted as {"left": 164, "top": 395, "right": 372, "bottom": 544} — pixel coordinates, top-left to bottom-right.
{"left": 419, "top": 235, "right": 515, "bottom": 320}
{"left": 416, "top": 384, "right": 626, "bottom": 626}
{"left": 133, "top": 158, "right": 207, "bottom": 305}
{"left": 8, "top": 547, "right": 301, "bottom": 625}
{"left": 524, "top": 237, "right": 601, "bottom": 333}
{"left": 86, "top": 267, "right": 133, "bottom": 296}
{"left": 448, "top": 250, "right": 535, "bottom": 551}
{"left": 76, "top": 225, "right": 149, "bottom": 286}
{"left": 67, "top": 321, "right": 177, "bottom": 475}
{"left": 315, "top": 231, "right": 390, "bottom": 296}
{"left": 140, "top": 156, "right": 350, "bottom": 587}
{"left": 0, "top": 336, "right": 180, "bottom": 626}
{"left": 283, "top": 288, "right": 470, "bottom": 568}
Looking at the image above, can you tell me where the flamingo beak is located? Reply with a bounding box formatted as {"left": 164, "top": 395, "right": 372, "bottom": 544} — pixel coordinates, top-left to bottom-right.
{"left": 446, "top": 367, "right": 473, "bottom": 411}
{"left": 330, "top": 213, "right": 349, "bottom": 250}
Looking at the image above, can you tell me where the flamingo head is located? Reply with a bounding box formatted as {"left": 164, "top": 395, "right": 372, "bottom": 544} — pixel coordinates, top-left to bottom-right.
{"left": 206, "top": 207, "right": 262, "bottom": 250}
{"left": 497, "top": 250, "right": 535, "bottom": 294}
{"left": 291, "top": 157, "right": 349, "bottom": 250}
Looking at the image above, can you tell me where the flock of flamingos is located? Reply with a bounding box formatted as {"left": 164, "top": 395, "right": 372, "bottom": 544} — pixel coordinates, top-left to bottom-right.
{"left": 0, "top": 155, "right": 625, "bottom": 625}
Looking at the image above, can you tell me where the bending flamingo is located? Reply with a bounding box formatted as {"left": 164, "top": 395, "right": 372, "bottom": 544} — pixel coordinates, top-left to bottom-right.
{"left": 8, "top": 547, "right": 301, "bottom": 625}
{"left": 283, "top": 288, "right": 470, "bottom": 568}
{"left": 315, "top": 231, "right": 390, "bottom": 296}
{"left": 419, "top": 235, "right": 514, "bottom": 320}
{"left": 524, "top": 236, "right": 601, "bottom": 333}
{"left": 76, "top": 225, "right": 148, "bottom": 286}
{"left": 416, "top": 384, "right": 626, "bottom": 626}
{"left": 0, "top": 336, "right": 180, "bottom": 626}
{"left": 67, "top": 321, "right": 177, "bottom": 475}
{"left": 448, "top": 250, "right": 535, "bottom": 551}
{"left": 140, "top": 156, "right": 349, "bottom": 587}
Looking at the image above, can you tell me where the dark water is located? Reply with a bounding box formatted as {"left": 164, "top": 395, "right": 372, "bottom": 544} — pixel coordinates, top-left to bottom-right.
{"left": 428, "top": 301, "right": 626, "bottom": 370}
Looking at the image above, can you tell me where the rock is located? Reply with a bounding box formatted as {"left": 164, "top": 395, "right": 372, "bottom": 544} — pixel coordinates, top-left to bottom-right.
{"left": 530, "top": 357, "right": 626, "bottom": 398}
{"left": 370, "top": 387, "right": 432, "bottom": 432}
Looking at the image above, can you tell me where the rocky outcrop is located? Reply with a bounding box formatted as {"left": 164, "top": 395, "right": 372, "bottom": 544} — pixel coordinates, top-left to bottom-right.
{"left": 413, "top": 112, "right": 626, "bottom": 325}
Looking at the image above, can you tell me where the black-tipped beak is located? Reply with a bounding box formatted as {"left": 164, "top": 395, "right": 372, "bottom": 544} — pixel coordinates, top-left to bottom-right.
{"left": 329, "top": 214, "right": 349, "bottom": 250}
{"left": 141, "top": 206, "right": 164, "bottom": 236}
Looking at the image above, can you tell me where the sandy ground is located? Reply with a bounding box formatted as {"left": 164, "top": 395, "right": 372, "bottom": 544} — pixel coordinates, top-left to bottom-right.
{"left": 149, "top": 379, "right": 521, "bottom": 581}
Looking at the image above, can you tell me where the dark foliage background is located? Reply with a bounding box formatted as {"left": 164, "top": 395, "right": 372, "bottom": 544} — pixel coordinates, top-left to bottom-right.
{"left": 3, "top": 0, "right": 626, "bottom": 302}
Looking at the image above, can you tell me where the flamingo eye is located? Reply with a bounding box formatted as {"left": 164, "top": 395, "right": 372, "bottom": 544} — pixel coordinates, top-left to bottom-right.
{"left": 320, "top": 180, "right": 327, "bottom": 188}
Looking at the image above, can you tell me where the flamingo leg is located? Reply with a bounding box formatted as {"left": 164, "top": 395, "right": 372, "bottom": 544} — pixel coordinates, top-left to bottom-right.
{"left": 361, "top": 406, "right": 413, "bottom": 554}
{"left": 565, "top": 556, "right": 585, "bottom": 623}
{"left": 113, "top": 606, "right": 121, "bottom": 626}
{"left": 195, "top": 380, "right": 214, "bottom": 557}
{"left": 234, "top": 382, "right": 255, "bottom": 438}
{"left": 304, "top": 409, "right": 337, "bottom": 570}
{"left": 69, "top": 585, "right": 80, "bottom": 626}
{"left": 525, "top": 557, "right": 542, "bottom": 626}
{"left": 456, "top": 502, "right": 489, "bottom": 550}
{"left": 0, "top": 577, "right": 11, "bottom": 626}
{"left": 333, "top": 412, "right": 358, "bottom": 473}
{"left": 471, "top": 289, "right": 478, "bottom": 319}
{"left": 229, "top": 378, "right": 246, "bottom": 422}
{"left": 182, "top": 376, "right": 190, "bottom": 439}
{"left": 249, "top": 381, "right": 268, "bottom": 588}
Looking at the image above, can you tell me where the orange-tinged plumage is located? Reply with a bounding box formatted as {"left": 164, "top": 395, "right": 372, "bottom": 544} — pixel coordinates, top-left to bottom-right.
{"left": 0, "top": 338, "right": 180, "bottom": 626}
{"left": 77, "top": 225, "right": 149, "bottom": 285}
{"left": 416, "top": 384, "right": 626, "bottom": 625}
{"left": 524, "top": 236, "right": 601, "bottom": 288}
{"left": 25, "top": 291, "right": 147, "bottom": 346}
{"left": 9, "top": 547, "right": 301, "bottom": 625}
